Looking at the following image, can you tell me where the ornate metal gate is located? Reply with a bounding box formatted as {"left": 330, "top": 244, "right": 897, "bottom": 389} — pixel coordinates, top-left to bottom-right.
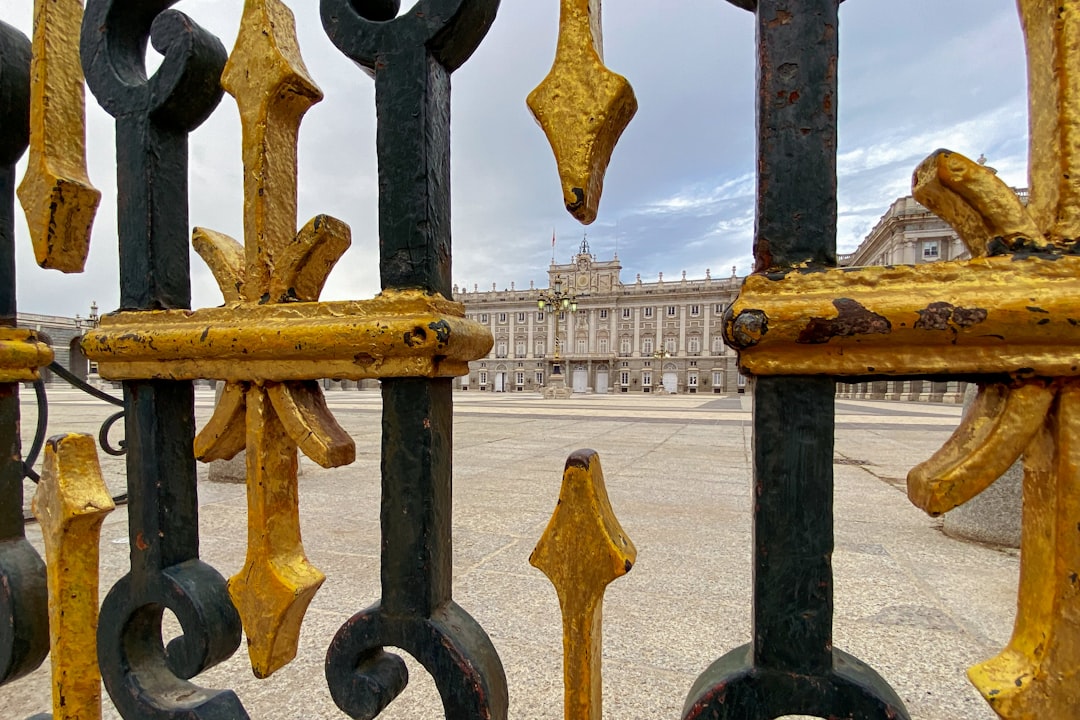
{"left": 0, "top": 0, "right": 1076, "bottom": 718}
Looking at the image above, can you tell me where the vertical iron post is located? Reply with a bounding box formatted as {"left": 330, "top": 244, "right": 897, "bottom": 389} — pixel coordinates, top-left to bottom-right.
{"left": 321, "top": 2, "right": 508, "bottom": 719}
{"left": 80, "top": 4, "right": 246, "bottom": 717}
{"left": 0, "top": 20, "right": 49, "bottom": 687}
{"left": 683, "top": 2, "right": 910, "bottom": 717}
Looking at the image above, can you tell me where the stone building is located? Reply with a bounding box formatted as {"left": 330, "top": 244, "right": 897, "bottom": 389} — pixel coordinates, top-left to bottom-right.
{"left": 18, "top": 304, "right": 98, "bottom": 383}
{"left": 457, "top": 240, "right": 744, "bottom": 394}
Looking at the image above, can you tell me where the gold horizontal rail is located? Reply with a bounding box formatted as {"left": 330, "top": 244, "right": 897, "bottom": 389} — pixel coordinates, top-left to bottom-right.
{"left": 0, "top": 328, "right": 55, "bottom": 382}
{"left": 83, "top": 290, "right": 492, "bottom": 382}
{"left": 725, "top": 254, "right": 1080, "bottom": 377}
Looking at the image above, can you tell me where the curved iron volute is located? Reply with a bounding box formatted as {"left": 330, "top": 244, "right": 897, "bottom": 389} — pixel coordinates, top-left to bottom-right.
{"left": 81, "top": 3, "right": 246, "bottom": 718}
{"left": 320, "top": 2, "right": 508, "bottom": 719}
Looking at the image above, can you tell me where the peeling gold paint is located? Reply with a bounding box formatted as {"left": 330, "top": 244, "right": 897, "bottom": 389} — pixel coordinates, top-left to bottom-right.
{"left": 531, "top": 451, "right": 635, "bottom": 720}
{"left": 725, "top": 256, "right": 1080, "bottom": 377}
{"left": 0, "top": 328, "right": 55, "bottom": 382}
{"left": 907, "top": 3, "right": 1080, "bottom": 714}
{"left": 31, "top": 434, "right": 114, "bottom": 719}
{"left": 527, "top": 0, "right": 637, "bottom": 224}
{"left": 17, "top": 0, "right": 100, "bottom": 273}
{"left": 82, "top": 290, "right": 490, "bottom": 381}
{"left": 185, "top": 0, "right": 345, "bottom": 677}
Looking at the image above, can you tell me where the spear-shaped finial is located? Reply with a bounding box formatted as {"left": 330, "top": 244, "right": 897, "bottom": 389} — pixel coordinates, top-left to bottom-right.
{"left": 17, "top": 0, "right": 100, "bottom": 272}
{"left": 528, "top": 0, "right": 637, "bottom": 224}
{"left": 32, "top": 434, "right": 115, "bottom": 719}
{"left": 531, "top": 449, "right": 636, "bottom": 720}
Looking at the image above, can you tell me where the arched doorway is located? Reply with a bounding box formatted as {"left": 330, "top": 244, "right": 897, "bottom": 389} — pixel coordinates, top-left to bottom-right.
{"left": 662, "top": 363, "right": 678, "bottom": 393}
{"left": 595, "top": 365, "right": 609, "bottom": 394}
{"left": 572, "top": 365, "right": 588, "bottom": 393}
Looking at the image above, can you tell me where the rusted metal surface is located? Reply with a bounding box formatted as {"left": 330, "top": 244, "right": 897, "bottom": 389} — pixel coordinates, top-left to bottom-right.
{"left": 724, "top": 255, "right": 1080, "bottom": 377}
{"left": 17, "top": 0, "right": 99, "bottom": 273}
{"left": 81, "top": 2, "right": 247, "bottom": 717}
{"left": 0, "top": 18, "right": 49, "bottom": 689}
{"left": 321, "top": 1, "right": 507, "bottom": 718}
{"left": 527, "top": 0, "right": 637, "bottom": 224}
{"left": 31, "top": 434, "right": 115, "bottom": 720}
{"left": 531, "top": 449, "right": 636, "bottom": 720}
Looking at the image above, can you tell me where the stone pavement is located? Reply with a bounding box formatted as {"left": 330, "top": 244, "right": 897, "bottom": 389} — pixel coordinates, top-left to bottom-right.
{"left": 1, "top": 386, "right": 1018, "bottom": 720}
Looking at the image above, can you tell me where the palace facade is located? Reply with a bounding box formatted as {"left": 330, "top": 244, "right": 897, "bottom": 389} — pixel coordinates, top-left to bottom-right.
{"left": 457, "top": 240, "right": 744, "bottom": 394}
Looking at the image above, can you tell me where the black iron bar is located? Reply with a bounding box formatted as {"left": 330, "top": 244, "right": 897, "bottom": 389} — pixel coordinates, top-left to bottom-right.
{"left": 81, "top": 4, "right": 245, "bottom": 717}
{"left": 0, "top": 19, "right": 48, "bottom": 687}
{"left": 684, "top": 2, "right": 910, "bottom": 717}
{"left": 321, "top": 3, "right": 507, "bottom": 719}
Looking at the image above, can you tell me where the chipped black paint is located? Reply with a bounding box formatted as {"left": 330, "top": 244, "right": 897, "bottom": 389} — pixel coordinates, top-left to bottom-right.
{"left": 797, "top": 298, "right": 891, "bottom": 344}
{"left": 685, "top": 3, "right": 909, "bottom": 718}
{"left": 82, "top": 3, "right": 245, "bottom": 717}
{"left": 321, "top": 2, "right": 507, "bottom": 718}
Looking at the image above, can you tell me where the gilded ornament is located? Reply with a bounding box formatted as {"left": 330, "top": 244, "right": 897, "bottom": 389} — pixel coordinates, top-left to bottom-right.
{"left": 31, "top": 434, "right": 115, "bottom": 720}
{"left": 531, "top": 449, "right": 635, "bottom": 720}
{"left": 194, "top": 0, "right": 346, "bottom": 678}
{"left": 17, "top": 0, "right": 99, "bottom": 273}
{"left": 528, "top": 0, "right": 637, "bottom": 224}
{"left": 0, "top": 327, "right": 53, "bottom": 382}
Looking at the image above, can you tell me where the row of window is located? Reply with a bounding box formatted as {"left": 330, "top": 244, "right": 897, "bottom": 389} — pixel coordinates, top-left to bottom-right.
{"left": 492, "top": 336, "right": 727, "bottom": 357}
{"left": 472, "top": 369, "right": 741, "bottom": 389}
{"left": 472, "top": 303, "right": 728, "bottom": 325}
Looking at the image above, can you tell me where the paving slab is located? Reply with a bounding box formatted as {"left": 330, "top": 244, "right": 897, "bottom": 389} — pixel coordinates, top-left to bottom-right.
{"left": 0, "top": 386, "right": 1018, "bottom": 720}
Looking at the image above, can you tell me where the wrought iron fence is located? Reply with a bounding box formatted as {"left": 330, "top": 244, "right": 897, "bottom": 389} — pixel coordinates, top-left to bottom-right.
{"left": 0, "top": 0, "right": 1076, "bottom": 718}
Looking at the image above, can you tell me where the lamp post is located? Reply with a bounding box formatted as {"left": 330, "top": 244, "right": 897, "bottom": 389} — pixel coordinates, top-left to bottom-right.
{"left": 652, "top": 348, "right": 671, "bottom": 394}
{"left": 536, "top": 277, "right": 577, "bottom": 398}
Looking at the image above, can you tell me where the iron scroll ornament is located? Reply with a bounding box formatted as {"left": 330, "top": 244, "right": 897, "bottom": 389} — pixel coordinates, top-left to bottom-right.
{"left": 80, "top": 3, "right": 246, "bottom": 718}
{"left": 321, "top": 1, "right": 508, "bottom": 719}
{"left": 0, "top": 19, "right": 50, "bottom": 689}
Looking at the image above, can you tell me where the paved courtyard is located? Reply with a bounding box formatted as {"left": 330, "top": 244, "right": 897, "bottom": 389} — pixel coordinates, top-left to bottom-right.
{"left": 1, "top": 386, "right": 1018, "bottom": 719}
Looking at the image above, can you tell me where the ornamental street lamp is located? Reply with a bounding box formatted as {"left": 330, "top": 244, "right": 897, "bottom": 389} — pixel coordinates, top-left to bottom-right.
{"left": 536, "top": 277, "right": 577, "bottom": 397}
{"left": 652, "top": 348, "right": 671, "bottom": 394}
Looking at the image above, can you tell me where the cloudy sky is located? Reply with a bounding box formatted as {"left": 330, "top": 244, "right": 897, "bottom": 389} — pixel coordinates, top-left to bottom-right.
{"left": 5, "top": 0, "right": 1029, "bottom": 316}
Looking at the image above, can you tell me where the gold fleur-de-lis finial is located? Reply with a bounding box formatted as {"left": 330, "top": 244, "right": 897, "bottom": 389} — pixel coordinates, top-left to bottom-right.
{"left": 17, "top": 0, "right": 100, "bottom": 273}
{"left": 906, "top": 2, "right": 1080, "bottom": 715}
{"left": 192, "top": 0, "right": 354, "bottom": 679}
{"left": 528, "top": 0, "right": 637, "bottom": 224}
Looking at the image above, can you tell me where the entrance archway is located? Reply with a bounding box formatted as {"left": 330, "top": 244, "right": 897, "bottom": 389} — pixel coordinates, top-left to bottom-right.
{"left": 595, "top": 365, "right": 609, "bottom": 394}
{"left": 662, "top": 363, "right": 678, "bottom": 393}
{"left": 572, "top": 365, "right": 587, "bottom": 393}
